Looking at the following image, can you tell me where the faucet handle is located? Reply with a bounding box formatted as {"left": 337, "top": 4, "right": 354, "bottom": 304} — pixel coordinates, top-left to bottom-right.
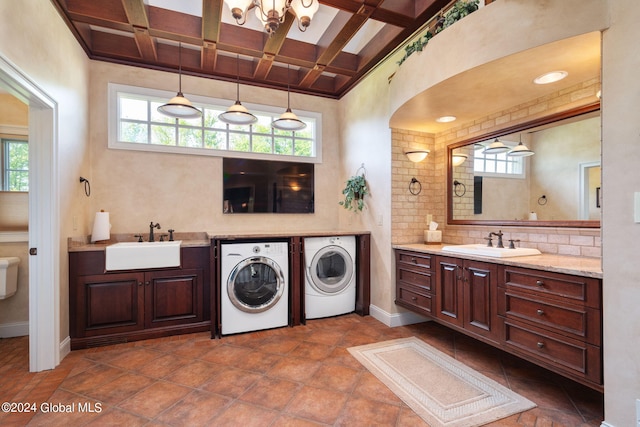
{"left": 484, "top": 236, "right": 493, "bottom": 247}
{"left": 168, "top": 229, "right": 175, "bottom": 241}
{"left": 508, "top": 239, "right": 520, "bottom": 249}
{"left": 159, "top": 234, "right": 169, "bottom": 242}
{"left": 134, "top": 234, "right": 143, "bottom": 242}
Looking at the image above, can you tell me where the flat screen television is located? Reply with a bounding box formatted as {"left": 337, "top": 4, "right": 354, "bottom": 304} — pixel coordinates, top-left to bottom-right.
{"left": 223, "top": 158, "right": 314, "bottom": 213}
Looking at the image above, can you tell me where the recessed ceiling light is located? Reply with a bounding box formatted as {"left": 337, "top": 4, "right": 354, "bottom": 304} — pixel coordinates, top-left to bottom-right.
{"left": 436, "top": 115, "right": 457, "bottom": 123}
{"left": 533, "top": 71, "right": 568, "bottom": 85}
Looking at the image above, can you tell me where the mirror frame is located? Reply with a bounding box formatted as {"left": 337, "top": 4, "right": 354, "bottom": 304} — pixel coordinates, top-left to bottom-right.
{"left": 447, "top": 102, "right": 601, "bottom": 228}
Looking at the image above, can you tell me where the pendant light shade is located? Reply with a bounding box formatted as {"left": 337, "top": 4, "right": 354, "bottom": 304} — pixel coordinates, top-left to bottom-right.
{"left": 482, "top": 138, "right": 509, "bottom": 155}
{"left": 508, "top": 134, "right": 534, "bottom": 157}
{"left": 158, "top": 43, "right": 202, "bottom": 119}
{"left": 272, "top": 64, "right": 306, "bottom": 131}
{"left": 219, "top": 54, "right": 257, "bottom": 125}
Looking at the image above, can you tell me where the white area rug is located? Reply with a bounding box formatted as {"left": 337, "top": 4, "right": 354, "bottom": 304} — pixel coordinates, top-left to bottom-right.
{"left": 348, "top": 337, "right": 536, "bottom": 427}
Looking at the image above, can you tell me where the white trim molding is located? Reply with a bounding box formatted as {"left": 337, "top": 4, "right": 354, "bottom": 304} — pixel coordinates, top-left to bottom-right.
{"left": 0, "top": 321, "right": 29, "bottom": 338}
{"left": 369, "top": 304, "right": 430, "bottom": 327}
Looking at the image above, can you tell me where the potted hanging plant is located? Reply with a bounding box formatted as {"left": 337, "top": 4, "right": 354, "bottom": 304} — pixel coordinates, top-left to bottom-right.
{"left": 339, "top": 174, "right": 369, "bottom": 211}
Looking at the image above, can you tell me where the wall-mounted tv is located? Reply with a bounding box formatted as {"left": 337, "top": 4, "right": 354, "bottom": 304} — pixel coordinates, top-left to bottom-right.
{"left": 223, "top": 158, "right": 314, "bottom": 214}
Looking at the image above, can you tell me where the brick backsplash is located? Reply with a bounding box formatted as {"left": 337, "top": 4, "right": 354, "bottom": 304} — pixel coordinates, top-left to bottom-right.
{"left": 391, "top": 79, "right": 601, "bottom": 258}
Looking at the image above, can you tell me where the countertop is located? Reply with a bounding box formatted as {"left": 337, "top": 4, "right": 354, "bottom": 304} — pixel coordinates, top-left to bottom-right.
{"left": 393, "top": 243, "right": 602, "bottom": 279}
{"left": 68, "top": 230, "right": 371, "bottom": 252}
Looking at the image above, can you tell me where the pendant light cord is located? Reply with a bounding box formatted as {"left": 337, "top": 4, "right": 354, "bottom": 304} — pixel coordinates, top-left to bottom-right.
{"left": 178, "top": 42, "right": 183, "bottom": 94}
{"left": 236, "top": 54, "right": 241, "bottom": 101}
{"left": 286, "top": 64, "right": 291, "bottom": 109}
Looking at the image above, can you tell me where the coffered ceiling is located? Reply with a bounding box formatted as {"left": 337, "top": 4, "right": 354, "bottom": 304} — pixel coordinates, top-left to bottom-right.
{"left": 51, "top": 0, "right": 453, "bottom": 99}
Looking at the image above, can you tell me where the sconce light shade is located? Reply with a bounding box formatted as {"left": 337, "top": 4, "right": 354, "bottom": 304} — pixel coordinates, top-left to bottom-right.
{"left": 405, "top": 150, "right": 430, "bottom": 163}
{"left": 507, "top": 142, "right": 535, "bottom": 157}
{"left": 452, "top": 153, "right": 468, "bottom": 166}
{"left": 482, "top": 139, "right": 509, "bottom": 155}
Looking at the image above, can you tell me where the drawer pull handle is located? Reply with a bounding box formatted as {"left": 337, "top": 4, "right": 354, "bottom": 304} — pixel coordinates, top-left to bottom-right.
{"left": 411, "top": 257, "right": 417, "bottom": 263}
{"left": 536, "top": 280, "right": 544, "bottom": 287}
{"left": 537, "top": 341, "right": 545, "bottom": 349}
{"left": 411, "top": 296, "right": 418, "bottom": 301}
{"left": 138, "top": 281, "right": 143, "bottom": 286}
{"left": 536, "top": 309, "right": 545, "bottom": 316}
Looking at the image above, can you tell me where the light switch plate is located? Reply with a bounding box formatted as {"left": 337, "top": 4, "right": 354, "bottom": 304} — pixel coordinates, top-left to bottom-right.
{"left": 635, "top": 193, "right": 640, "bottom": 223}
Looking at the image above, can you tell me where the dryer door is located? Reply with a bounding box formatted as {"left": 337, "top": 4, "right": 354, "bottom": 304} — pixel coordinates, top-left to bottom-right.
{"left": 308, "top": 246, "right": 354, "bottom": 294}
{"left": 228, "top": 256, "right": 285, "bottom": 313}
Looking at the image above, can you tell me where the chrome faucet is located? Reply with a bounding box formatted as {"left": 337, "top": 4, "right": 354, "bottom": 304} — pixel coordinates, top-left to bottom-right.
{"left": 149, "top": 222, "right": 161, "bottom": 242}
{"left": 490, "top": 230, "right": 504, "bottom": 248}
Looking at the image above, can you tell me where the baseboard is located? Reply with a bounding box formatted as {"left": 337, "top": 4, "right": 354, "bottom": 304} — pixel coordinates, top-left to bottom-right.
{"left": 59, "top": 335, "right": 71, "bottom": 361}
{"left": 369, "top": 304, "right": 430, "bottom": 327}
{"left": 600, "top": 422, "right": 615, "bottom": 427}
{"left": 0, "top": 321, "right": 29, "bottom": 338}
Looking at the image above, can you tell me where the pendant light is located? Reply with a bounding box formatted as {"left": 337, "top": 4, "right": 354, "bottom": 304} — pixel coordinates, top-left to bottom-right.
{"left": 482, "top": 138, "right": 509, "bottom": 155}
{"left": 508, "top": 134, "right": 535, "bottom": 157}
{"left": 219, "top": 54, "right": 257, "bottom": 125}
{"left": 157, "top": 42, "right": 202, "bottom": 119}
{"left": 272, "top": 64, "right": 306, "bottom": 131}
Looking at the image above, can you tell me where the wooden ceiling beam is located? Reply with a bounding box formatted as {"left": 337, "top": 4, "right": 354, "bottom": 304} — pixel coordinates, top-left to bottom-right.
{"left": 253, "top": 12, "right": 296, "bottom": 80}
{"left": 201, "top": 0, "right": 224, "bottom": 71}
{"left": 121, "top": 0, "right": 157, "bottom": 61}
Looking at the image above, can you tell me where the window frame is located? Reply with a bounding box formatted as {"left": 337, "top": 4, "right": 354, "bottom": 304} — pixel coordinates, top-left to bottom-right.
{"left": 1, "top": 136, "right": 29, "bottom": 192}
{"left": 108, "top": 83, "right": 323, "bottom": 163}
{"left": 473, "top": 144, "right": 525, "bottom": 179}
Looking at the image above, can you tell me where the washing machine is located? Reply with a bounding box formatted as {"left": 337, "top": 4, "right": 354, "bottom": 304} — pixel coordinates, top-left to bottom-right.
{"left": 304, "top": 236, "right": 356, "bottom": 319}
{"left": 221, "top": 241, "right": 289, "bottom": 335}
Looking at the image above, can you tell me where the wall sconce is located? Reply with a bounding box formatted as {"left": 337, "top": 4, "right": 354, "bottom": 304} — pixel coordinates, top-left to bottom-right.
{"left": 405, "top": 150, "right": 430, "bottom": 162}
{"left": 452, "top": 153, "right": 468, "bottom": 166}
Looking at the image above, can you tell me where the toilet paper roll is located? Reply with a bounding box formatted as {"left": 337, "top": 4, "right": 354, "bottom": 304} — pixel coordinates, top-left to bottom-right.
{"left": 528, "top": 212, "right": 538, "bottom": 220}
{"left": 91, "top": 211, "right": 111, "bottom": 242}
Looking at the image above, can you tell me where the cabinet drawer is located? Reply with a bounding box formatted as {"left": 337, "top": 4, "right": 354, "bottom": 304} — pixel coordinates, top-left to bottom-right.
{"left": 396, "top": 251, "right": 431, "bottom": 270}
{"left": 498, "top": 289, "right": 600, "bottom": 345}
{"left": 397, "top": 284, "right": 432, "bottom": 314}
{"left": 503, "top": 320, "right": 601, "bottom": 384}
{"left": 397, "top": 267, "right": 432, "bottom": 290}
{"left": 501, "top": 267, "right": 601, "bottom": 308}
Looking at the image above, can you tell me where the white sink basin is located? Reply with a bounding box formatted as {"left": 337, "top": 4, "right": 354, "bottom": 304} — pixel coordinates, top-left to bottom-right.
{"left": 105, "top": 241, "right": 182, "bottom": 271}
{"left": 441, "top": 244, "right": 541, "bottom": 258}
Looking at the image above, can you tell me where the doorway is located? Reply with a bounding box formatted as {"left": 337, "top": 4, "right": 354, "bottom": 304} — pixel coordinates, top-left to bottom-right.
{"left": 0, "top": 54, "right": 60, "bottom": 371}
{"left": 579, "top": 161, "right": 601, "bottom": 221}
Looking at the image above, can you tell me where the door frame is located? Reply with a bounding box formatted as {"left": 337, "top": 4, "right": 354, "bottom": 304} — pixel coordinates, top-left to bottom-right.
{"left": 0, "top": 54, "right": 60, "bottom": 372}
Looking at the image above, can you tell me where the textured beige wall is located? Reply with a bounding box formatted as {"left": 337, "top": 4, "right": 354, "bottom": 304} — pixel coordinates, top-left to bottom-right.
{"left": 88, "top": 62, "right": 341, "bottom": 236}
{"left": 0, "top": 0, "right": 91, "bottom": 341}
{"left": 601, "top": 0, "right": 640, "bottom": 424}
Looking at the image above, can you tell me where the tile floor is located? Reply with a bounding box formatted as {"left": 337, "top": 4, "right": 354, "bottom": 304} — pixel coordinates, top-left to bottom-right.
{"left": 0, "top": 315, "right": 603, "bottom": 426}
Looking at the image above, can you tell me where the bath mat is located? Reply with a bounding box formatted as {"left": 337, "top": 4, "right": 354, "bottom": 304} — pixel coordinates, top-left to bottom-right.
{"left": 348, "top": 337, "right": 536, "bottom": 427}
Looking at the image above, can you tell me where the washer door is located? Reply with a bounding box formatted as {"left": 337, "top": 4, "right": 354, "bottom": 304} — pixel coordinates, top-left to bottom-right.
{"left": 228, "top": 256, "right": 285, "bottom": 313}
{"left": 308, "top": 246, "right": 354, "bottom": 294}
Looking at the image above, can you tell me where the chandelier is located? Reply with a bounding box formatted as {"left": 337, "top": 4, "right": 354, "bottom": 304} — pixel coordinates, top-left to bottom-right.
{"left": 223, "top": 0, "right": 319, "bottom": 34}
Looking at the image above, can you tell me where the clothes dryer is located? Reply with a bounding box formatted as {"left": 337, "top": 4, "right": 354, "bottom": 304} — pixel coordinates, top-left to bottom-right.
{"left": 304, "top": 236, "right": 356, "bottom": 319}
{"left": 221, "top": 242, "right": 289, "bottom": 335}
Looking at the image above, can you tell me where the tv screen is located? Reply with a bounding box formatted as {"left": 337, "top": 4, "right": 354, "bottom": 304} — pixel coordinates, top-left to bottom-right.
{"left": 223, "top": 158, "right": 314, "bottom": 213}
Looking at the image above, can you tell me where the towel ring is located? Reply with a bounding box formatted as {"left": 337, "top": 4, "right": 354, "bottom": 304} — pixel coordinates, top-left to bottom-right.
{"left": 453, "top": 180, "right": 466, "bottom": 197}
{"left": 538, "top": 195, "right": 547, "bottom": 205}
{"left": 409, "top": 177, "right": 422, "bottom": 195}
{"left": 79, "top": 177, "right": 91, "bottom": 197}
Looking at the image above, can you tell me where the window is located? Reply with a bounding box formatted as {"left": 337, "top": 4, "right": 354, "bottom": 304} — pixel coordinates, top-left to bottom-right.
{"left": 1, "top": 138, "right": 28, "bottom": 191}
{"left": 109, "top": 84, "right": 322, "bottom": 162}
{"left": 473, "top": 144, "right": 524, "bottom": 178}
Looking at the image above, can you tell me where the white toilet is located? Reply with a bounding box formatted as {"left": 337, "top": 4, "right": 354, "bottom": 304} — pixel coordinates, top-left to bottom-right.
{"left": 0, "top": 257, "right": 20, "bottom": 299}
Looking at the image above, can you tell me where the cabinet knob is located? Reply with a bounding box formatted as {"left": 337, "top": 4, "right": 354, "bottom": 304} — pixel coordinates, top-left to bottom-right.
{"left": 411, "top": 257, "right": 417, "bottom": 263}
{"left": 536, "top": 280, "right": 544, "bottom": 287}
{"left": 536, "top": 341, "right": 545, "bottom": 349}
{"left": 138, "top": 281, "right": 143, "bottom": 286}
{"left": 145, "top": 281, "right": 150, "bottom": 286}
{"left": 411, "top": 296, "right": 418, "bottom": 301}
{"left": 536, "top": 309, "right": 545, "bottom": 316}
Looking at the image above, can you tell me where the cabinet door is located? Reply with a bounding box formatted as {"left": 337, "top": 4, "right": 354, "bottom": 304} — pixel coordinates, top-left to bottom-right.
{"left": 435, "top": 256, "right": 464, "bottom": 327}
{"left": 145, "top": 269, "right": 204, "bottom": 328}
{"left": 463, "top": 261, "right": 498, "bottom": 341}
{"left": 77, "top": 272, "right": 145, "bottom": 336}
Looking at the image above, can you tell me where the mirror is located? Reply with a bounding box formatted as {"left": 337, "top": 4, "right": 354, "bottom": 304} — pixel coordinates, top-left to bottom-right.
{"left": 448, "top": 104, "right": 600, "bottom": 228}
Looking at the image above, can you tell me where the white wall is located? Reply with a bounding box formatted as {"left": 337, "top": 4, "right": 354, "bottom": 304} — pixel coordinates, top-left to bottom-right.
{"left": 601, "top": 0, "right": 640, "bottom": 425}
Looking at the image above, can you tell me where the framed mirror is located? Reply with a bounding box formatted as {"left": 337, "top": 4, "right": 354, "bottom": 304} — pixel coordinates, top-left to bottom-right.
{"left": 448, "top": 103, "right": 600, "bottom": 228}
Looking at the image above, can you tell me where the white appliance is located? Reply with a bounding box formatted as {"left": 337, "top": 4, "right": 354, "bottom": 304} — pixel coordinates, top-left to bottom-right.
{"left": 304, "top": 236, "right": 356, "bottom": 319}
{"left": 221, "top": 242, "right": 289, "bottom": 335}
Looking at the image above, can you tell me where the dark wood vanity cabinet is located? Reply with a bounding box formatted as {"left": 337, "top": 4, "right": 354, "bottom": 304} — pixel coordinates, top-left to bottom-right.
{"left": 394, "top": 250, "right": 434, "bottom": 317}
{"left": 395, "top": 248, "right": 603, "bottom": 391}
{"left": 70, "top": 246, "right": 210, "bottom": 349}
{"left": 497, "top": 266, "right": 602, "bottom": 388}
{"left": 434, "top": 256, "right": 499, "bottom": 343}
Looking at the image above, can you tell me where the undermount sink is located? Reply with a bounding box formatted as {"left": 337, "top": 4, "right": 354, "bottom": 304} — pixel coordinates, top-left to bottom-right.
{"left": 441, "top": 244, "right": 541, "bottom": 258}
{"left": 105, "top": 241, "right": 182, "bottom": 271}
